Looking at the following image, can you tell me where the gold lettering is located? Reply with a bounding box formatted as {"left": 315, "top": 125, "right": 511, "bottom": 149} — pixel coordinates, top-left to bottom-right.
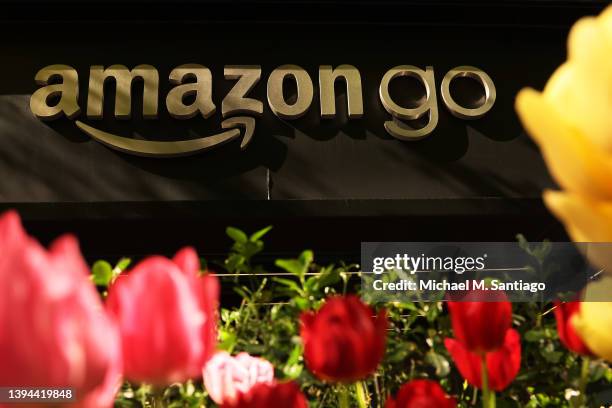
{"left": 222, "top": 65, "right": 263, "bottom": 118}
{"left": 267, "top": 65, "right": 313, "bottom": 120}
{"left": 379, "top": 65, "right": 438, "bottom": 140}
{"left": 87, "top": 64, "right": 159, "bottom": 120}
{"left": 166, "top": 64, "right": 216, "bottom": 120}
{"left": 30, "top": 65, "right": 80, "bottom": 120}
{"left": 319, "top": 64, "right": 363, "bottom": 119}
{"left": 441, "top": 66, "right": 496, "bottom": 119}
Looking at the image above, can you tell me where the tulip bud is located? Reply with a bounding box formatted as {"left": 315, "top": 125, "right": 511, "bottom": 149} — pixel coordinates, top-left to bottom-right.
{"left": 106, "top": 247, "right": 219, "bottom": 385}
{"left": 0, "top": 211, "right": 122, "bottom": 408}
{"left": 385, "top": 379, "right": 456, "bottom": 408}
{"left": 445, "top": 329, "right": 521, "bottom": 391}
{"left": 300, "top": 295, "right": 388, "bottom": 383}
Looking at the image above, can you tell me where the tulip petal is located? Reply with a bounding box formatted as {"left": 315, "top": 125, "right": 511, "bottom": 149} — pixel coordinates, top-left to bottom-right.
{"left": 445, "top": 329, "right": 521, "bottom": 392}
{"left": 485, "top": 330, "right": 522, "bottom": 391}
{"left": 555, "top": 17, "right": 612, "bottom": 150}
{"left": 447, "top": 292, "right": 512, "bottom": 354}
{"left": 544, "top": 191, "right": 612, "bottom": 274}
{"left": 573, "top": 278, "right": 612, "bottom": 362}
{"left": 173, "top": 246, "right": 201, "bottom": 276}
{"left": 516, "top": 89, "right": 612, "bottom": 200}
{"left": 599, "top": 6, "right": 612, "bottom": 43}
{"left": 106, "top": 253, "right": 216, "bottom": 385}
{"left": 553, "top": 301, "right": 593, "bottom": 356}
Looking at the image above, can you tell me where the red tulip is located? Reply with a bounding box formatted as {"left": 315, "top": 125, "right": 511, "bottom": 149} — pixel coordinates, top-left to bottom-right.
{"left": 553, "top": 301, "right": 593, "bottom": 356}
{"left": 300, "top": 295, "right": 387, "bottom": 383}
{"left": 221, "top": 381, "right": 308, "bottom": 408}
{"left": 445, "top": 329, "right": 521, "bottom": 391}
{"left": 447, "top": 290, "right": 512, "bottom": 354}
{"left": 106, "top": 247, "right": 219, "bottom": 385}
{"left": 0, "top": 211, "right": 121, "bottom": 408}
{"left": 385, "top": 379, "right": 456, "bottom": 408}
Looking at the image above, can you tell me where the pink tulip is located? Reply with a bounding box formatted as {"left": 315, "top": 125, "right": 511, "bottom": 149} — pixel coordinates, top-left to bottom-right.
{"left": 0, "top": 210, "right": 122, "bottom": 408}
{"left": 106, "top": 247, "right": 219, "bottom": 385}
{"left": 203, "top": 352, "right": 275, "bottom": 405}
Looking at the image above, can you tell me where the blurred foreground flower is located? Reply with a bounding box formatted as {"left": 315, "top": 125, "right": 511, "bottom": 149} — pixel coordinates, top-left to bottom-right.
{"left": 553, "top": 301, "right": 593, "bottom": 356}
{"left": 572, "top": 277, "right": 612, "bottom": 361}
{"left": 0, "top": 210, "right": 121, "bottom": 408}
{"left": 515, "top": 5, "right": 612, "bottom": 272}
{"left": 447, "top": 291, "right": 512, "bottom": 354}
{"left": 385, "top": 379, "right": 456, "bottom": 408}
{"left": 203, "top": 351, "right": 274, "bottom": 405}
{"left": 445, "top": 329, "right": 521, "bottom": 392}
{"left": 220, "top": 381, "right": 308, "bottom": 408}
{"left": 300, "top": 295, "right": 387, "bottom": 383}
{"left": 515, "top": 4, "right": 612, "bottom": 364}
{"left": 106, "top": 247, "right": 219, "bottom": 385}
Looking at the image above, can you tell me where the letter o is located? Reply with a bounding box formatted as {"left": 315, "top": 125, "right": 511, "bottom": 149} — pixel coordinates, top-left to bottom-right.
{"left": 440, "top": 66, "right": 496, "bottom": 119}
{"left": 267, "top": 65, "right": 314, "bottom": 120}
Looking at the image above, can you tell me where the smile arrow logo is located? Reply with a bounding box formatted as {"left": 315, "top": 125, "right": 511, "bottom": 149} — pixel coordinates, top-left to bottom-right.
{"left": 75, "top": 116, "right": 256, "bottom": 158}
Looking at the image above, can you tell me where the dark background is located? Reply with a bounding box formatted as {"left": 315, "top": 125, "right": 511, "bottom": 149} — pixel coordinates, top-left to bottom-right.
{"left": 0, "top": 0, "right": 608, "bottom": 264}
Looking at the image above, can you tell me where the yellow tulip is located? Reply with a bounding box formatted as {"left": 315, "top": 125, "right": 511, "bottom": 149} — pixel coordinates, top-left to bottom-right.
{"left": 515, "top": 6, "right": 612, "bottom": 200}
{"left": 516, "top": 5, "right": 612, "bottom": 363}
{"left": 572, "top": 277, "right": 612, "bottom": 361}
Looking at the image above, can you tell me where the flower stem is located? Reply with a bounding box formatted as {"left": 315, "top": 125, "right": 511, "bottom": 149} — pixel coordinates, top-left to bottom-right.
{"left": 355, "top": 381, "right": 369, "bottom": 408}
{"left": 152, "top": 394, "right": 164, "bottom": 408}
{"left": 150, "top": 386, "right": 165, "bottom": 408}
{"left": 152, "top": 393, "right": 164, "bottom": 408}
{"left": 339, "top": 385, "right": 350, "bottom": 408}
{"left": 480, "top": 355, "right": 496, "bottom": 408}
{"left": 578, "top": 356, "right": 590, "bottom": 407}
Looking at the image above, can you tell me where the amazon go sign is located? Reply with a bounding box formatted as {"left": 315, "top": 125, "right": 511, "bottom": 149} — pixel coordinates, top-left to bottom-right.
{"left": 30, "top": 64, "right": 496, "bottom": 157}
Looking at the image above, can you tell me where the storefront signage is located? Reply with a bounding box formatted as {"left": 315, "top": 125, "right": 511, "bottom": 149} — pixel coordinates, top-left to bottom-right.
{"left": 30, "top": 64, "right": 495, "bottom": 157}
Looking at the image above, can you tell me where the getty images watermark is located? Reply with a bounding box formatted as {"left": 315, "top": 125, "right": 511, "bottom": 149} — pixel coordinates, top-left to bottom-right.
{"left": 361, "top": 242, "right": 609, "bottom": 303}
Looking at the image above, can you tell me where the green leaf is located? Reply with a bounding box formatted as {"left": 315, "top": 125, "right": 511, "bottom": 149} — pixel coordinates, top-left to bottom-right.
{"left": 233, "top": 286, "right": 250, "bottom": 300}
{"left": 517, "top": 233, "right": 532, "bottom": 255}
{"left": 386, "top": 346, "right": 410, "bottom": 363}
{"left": 225, "top": 253, "right": 247, "bottom": 273}
{"left": 318, "top": 268, "right": 341, "bottom": 287}
{"left": 250, "top": 226, "right": 272, "bottom": 242}
{"left": 275, "top": 259, "right": 304, "bottom": 276}
{"left": 218, "top": 329, "right": 237, "bottom": 352}
{"left": 283, "top": 343, "right": 304, "bottom": 379}
{"left": 524, "top": 329, "right": 546, "bottom": 342}
{"left": 425, "top": 350, "right": 450, "bottom": 377}
{"left": 293, "top": 297, "right": 310, "bottom": 311}
{"left": 299, "top": 250, "right": 314, "bottom": 267}
{"left": 540, "top": 344, "right": 563, "bottom": 363}
{"left": 425, "top": 303, "right": 440, "bottom": 323}
{"left": 92, "top": 260, "right": 113, "bottom": 287}
{"left": 272, "top": 277, "right": 304, "bottom": 295}
{"left": 226, "top": 226, "right": 248, "bottom": 243}
{"left": 275, "top": 250, "right": 313, "bottom": 280}
{"left": 111, "top": 258, "right": 131, "bottom": 281}
{"left": 115, "top": 258, "right": 131, "bottom": 272}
